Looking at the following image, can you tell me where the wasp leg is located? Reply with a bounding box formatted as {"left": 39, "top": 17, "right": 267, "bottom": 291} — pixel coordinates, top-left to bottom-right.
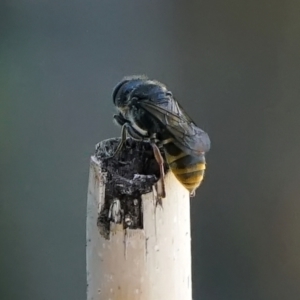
{"left": 150, "top": 140, "right": 166, "bottom": 203}
{"left": 126, "top": 124, "right": 146, "bottom": 140}
{"left": 112, "top": 124, "right": 127, "bottom": 158}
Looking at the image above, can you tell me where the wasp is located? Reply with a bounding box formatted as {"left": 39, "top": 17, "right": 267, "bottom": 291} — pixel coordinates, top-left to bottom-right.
{"left": 111, "top": 75, "right": 210, "bottom": 199}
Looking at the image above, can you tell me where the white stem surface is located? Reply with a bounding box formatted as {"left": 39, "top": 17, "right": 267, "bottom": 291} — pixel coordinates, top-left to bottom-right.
{"left": 87, "top": 156, "right": 192, "bottom": 300}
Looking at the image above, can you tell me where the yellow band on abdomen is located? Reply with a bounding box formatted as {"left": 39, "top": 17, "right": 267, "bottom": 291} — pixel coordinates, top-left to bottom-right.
{"left": 172, "top": 163, "right": 206, "bottom": 175}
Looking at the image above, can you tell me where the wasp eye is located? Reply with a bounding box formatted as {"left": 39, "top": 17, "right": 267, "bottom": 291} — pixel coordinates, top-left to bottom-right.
{"left": 112, "top": 80, "right": 129, "bottom": 105}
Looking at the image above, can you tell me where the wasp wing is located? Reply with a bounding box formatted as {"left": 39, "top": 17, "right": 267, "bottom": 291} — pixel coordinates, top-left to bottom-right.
{"left": 138, "top": 96, "right": 210, "bottom": 155}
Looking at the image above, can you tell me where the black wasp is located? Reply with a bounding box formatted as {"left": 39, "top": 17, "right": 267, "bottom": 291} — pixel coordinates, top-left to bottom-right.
{"left": 112, "top": 75, "right": 210, "bottom": 199}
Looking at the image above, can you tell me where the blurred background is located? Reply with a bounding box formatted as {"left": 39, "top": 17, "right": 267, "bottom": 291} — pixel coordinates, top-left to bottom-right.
{"left": 1, "top": 1, "right": 300, "bottom": 299}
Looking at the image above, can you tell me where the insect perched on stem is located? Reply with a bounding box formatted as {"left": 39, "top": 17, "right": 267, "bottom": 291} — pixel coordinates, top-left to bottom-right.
{"left": 111, "top": 75, "right": 211, "bottom": 200}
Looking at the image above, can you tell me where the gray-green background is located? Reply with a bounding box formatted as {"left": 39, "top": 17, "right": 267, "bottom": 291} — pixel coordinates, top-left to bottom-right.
{"left": 1, "top": 1, "right": 300, "bottom": 299}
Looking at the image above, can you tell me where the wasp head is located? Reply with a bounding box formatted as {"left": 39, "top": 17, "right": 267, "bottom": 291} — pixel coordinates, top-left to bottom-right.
{"left": 112, "top": 75, "right": 172, "bottom": 111}
{"left": 112, "top": 75, "right": 148, "bottom": 109}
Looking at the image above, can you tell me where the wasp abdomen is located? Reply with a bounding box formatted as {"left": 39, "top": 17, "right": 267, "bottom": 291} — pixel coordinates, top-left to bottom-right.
{"left": 164, "top": 144, "right": 206, "bottom": 194}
